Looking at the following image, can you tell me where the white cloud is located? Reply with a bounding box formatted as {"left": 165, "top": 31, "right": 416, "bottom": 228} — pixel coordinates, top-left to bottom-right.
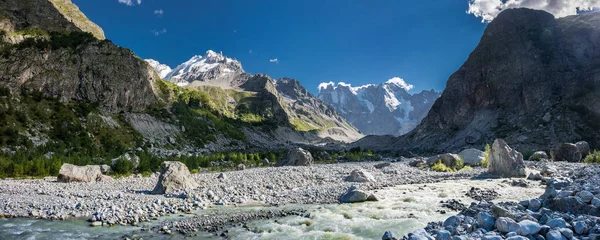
{"left": 118, "top": 0, "right": 141, "bottom": 6}
{"left": 151, "top": 28, "right": 167, "bottom": 36}
{"left": 385, "top": 77, "right": 414, "bottom": 91}
{"left": 269, "top": 58, "right": 279, "bottom": 63}
{"left": 467, "top": 0, "right": 600, "bottom": 22}
{"left": 154, "top": 9, "right": 164, "bottom": 16}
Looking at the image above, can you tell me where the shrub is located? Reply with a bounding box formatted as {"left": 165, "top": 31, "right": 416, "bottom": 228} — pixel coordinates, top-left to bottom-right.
{"left": 584, "top": 150, "right": 600, "bottom": 164}
{"left": 432, "top": 161, "right": 454, "bottom": 172}
{"left": 112, "top": 158, "right": 132, "bottom": 175}
{"left": 454, "top": 157, "right": 465, "bottom": 170}
{"left": 482, "top": 144, "right": 491, "bottom": 167}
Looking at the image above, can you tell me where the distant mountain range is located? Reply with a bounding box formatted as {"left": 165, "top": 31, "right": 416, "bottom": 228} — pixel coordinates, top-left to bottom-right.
{"left": 318, "top": 79, "right": 440, "bottom": 136}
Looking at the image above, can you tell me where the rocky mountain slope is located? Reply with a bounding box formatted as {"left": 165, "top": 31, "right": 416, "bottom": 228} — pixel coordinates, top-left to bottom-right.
{"left": 146, "top": 53, "right": 363, "bottom": 144}
{"left": 318, "top": 80, "right": 440, "bottom": 136}
{"left": 0, "top": 0, "right": 365, "bottom": 162}
{"left": 355, "top": 8, "right": 600, "bottom": 153}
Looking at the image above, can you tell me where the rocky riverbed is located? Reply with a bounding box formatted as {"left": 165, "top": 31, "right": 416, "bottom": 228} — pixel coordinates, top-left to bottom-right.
{"left": 0, "top": 161, "right": 481, "bottom": 227}
{"left": 398, "top": 162, "right": 600, "bottom": 240}
{"left": 0, "top": 160, "right": 593, "bottom": 240}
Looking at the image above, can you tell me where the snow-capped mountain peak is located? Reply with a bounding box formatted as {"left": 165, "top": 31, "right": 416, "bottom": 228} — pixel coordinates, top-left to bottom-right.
{"left": 318, "top": 78, "right": 440, "bottom": 136}
{"left": 147, "top": 50, "right": 244, "bottom": 87}
{"left": 144, "top": 59, "right": 172, "bottom": 79}
{"left": 384, "top": 77, "right": 414, "bottom": 91}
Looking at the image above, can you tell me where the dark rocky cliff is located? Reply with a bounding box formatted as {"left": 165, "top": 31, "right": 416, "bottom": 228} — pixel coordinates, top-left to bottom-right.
{"left": 356, "top": 8, "right": 600, "bottom": 153}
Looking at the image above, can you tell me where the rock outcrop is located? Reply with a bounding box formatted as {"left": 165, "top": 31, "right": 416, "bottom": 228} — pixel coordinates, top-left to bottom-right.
{"left": 57, "top": 164, "right": 112, "bottom": 183}
{"left": 488, "top": 139, "right": 526, "bottom": 178}
{"left": 277, "top": 148, "right": 314, "bottom": 167}
{"left": 153, "top": 161, "right": 199, "bottom": 194}
{"left": 355, "top": 8, "right": 600, "bottom": 153}
{"left": 0, "top": 0, "right": 162, "bottom": 113}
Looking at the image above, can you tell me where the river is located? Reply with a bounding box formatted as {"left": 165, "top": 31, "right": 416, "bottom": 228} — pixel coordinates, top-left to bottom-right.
{"left": 0, "top": 179, "right": 544, "bottom": 240}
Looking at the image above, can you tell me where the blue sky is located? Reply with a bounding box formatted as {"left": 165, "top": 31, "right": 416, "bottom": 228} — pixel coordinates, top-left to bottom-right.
{"left": 72, "top": 1, "right": 491, "bottom": 94}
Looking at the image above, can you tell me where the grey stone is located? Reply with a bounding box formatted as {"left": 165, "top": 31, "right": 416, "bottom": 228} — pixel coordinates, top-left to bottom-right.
{"left": 110, "top": 152, "right": 141, "bottom": 169}
{"left": 518, "top": 220, "right": 542, "bottom": 236}
{"left": 592, "top": 198, "right": 600, "bottom": 208}
{"left": 277, "top": 148, "right": 314, "bottom": 166}
{"left": 496, "top": 217, "right": 521, "bottom": 233}
{"left": 458, "top": 148, "right": 485, "bottom": 166}
{"left": 345, "top": 169, "right": 376, "bottom": 183}
{"left": 558, "top": 228, "right": 573, "bottom": 239}
{"left": 506, "top": 237, "right": 528, "bottom": 240}
{"left": 477, "top": 212, "right": 496, "bottom": 230}
{"left": 338, "top": 186, "right": 378, "bottom": 203}
{"left": 527, "top": 171, "right": 543, "bottom": 181}
{"left": 529, "top": 151, "right": 549, "bottom": 161}
{"left": 557, "top": 190, "right": 574, "bottom": 198}
{"left": 435, "top": 230, "right": 451, "bottom": 240}
{"left": 408, "top": 229, "right": 434, "bottom": 240}
{"left": 529, "top": 199, "right": 542, "bottom": 211}
{"left": 488, "top": 139, "right": 527, "bottom": 178}
{"left": 575, "top": 141, "right": 590, "bottom": 157}
{"left": 443, "top": 216, "right": 461, "bottom": 228}
{"left": 483, "top": 236, "right": 503, "bottom": 240}
{"left": 546, "top": 230, "right": 567, "bottom": 240}
{"left": 152, "top": 161, "right": 199, "bottom": 194}
{"left": 99, "top": 165, "right": 112, "bottom": 174}
{"left": 57, "top": 164, "right": 111, "bottom": 183}
{"left": 382, "top": 231, "right": 396, "bottom": 240}
{"left": 576, "top": 191, "right": 594, "bottom": 203}
{"left": 573, "top": 221, "right": 588, "bottom": 235}
{"left": 546, "top": 218, "right": 567, "bottom": 229}
{"left": 553, "top": 143, "right": 582, "bottom": 162}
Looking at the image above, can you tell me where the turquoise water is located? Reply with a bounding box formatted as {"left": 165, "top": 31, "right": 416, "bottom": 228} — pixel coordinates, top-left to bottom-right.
{"left": 0, "top": 179, "right": 544, "bottom": 240}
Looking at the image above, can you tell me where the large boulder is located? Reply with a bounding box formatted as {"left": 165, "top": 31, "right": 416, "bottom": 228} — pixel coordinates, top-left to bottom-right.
{"left": 488, "top": 139, "right": 527, "bottom": 178}
{"left": 338, "top": 186, "right": 378, "bottom": 203}
{"left": 345, "top": 169, "right": 376, "bottom": 183}
{"left": 553, "top": 143, "right": 582, "bottom": 162}
{"left": 575, "top": 141, "right": 590, "bottom": 157}
{"left": 277, "top": 148, "right": 314, "bottom": 166}
{"left": 458, "top": 148, "right": 485, "bottom": 166}
{"left": 528, "top": 151, "right": 548, "bottom": 161}
{"left": 111, "top": 152, "right": 140, "bottom": 169}
{"left": 427, "top": 153, "right": 461, "bottom": 167}
{"left": 57, "top": 164, "right": 112, "bottom": 183}
{"left": 152, "top": 161, "right": 199, "bottom": 194}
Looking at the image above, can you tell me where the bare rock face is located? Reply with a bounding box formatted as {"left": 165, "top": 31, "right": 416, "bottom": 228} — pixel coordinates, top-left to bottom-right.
{"left": 489, "top": 139, "right": 527, "bottom": 178}
{"left": 357, "top": 8, "right": 600, "bottom": 153}
{"left": 345, "top": 169, "right": 376, "bottom": 183}
{"left": 153, "top": 161, "right": 199, "bottom": 194}
{"left": 277, "top": 148, "right": 314, "bottom": 166}
{"left": 0, "top": 0, "right": 162, "bottom": 113}
{"left": 554, "top": 143, "right": 582, "bottom": 162}
{"left": 57, "top": 164, "right": 112, "bottom": 183}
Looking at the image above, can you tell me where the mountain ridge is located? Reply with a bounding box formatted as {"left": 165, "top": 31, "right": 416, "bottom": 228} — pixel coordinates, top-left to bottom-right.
{"left": 318, "top": 80, "right": 440, "bottom": 136}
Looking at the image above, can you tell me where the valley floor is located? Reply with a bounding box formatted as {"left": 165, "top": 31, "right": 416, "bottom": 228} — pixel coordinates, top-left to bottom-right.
{"left": 0, "top": 160, "right": 589, "bottom": 239}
